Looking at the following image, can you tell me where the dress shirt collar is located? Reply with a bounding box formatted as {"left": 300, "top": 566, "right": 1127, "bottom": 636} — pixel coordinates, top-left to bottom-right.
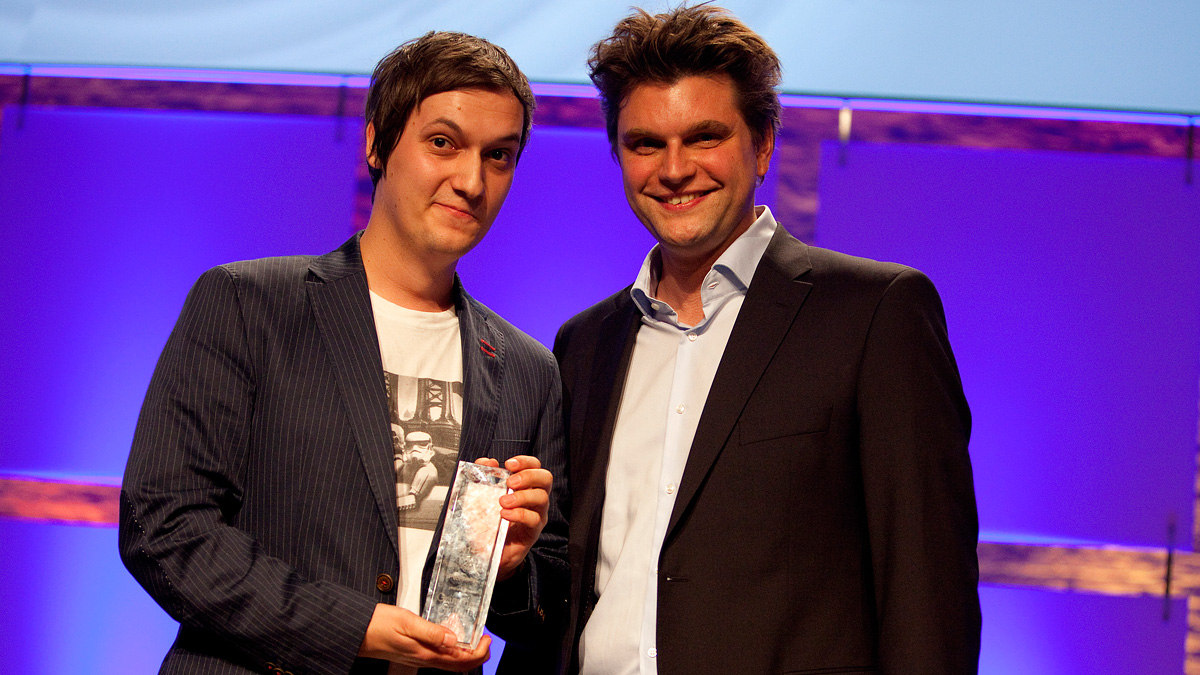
{"left": 630, "top": 205, "right": 779, "bottom": 328}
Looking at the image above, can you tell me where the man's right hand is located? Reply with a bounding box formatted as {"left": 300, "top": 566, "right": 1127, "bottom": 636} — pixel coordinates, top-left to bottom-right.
{"left": 358, "top": 604, "right": 491, "bottom": 672}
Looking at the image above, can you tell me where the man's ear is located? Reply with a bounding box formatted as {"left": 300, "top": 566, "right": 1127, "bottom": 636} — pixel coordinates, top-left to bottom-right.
{"left": 365, "top": 122, "right": 381, "bottom": 170}
{"left": 755, "top": 131, "right": 775, "bottom": 182}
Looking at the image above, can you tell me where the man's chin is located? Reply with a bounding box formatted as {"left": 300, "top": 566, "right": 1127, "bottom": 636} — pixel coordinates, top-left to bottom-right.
{"left": 426, "top": 229, "right": 489, "bottom": 261}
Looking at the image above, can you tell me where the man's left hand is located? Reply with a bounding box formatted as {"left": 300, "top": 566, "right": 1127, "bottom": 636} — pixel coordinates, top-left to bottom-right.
{"left": 474, "top": 455, "right": 551, "bottom": 581}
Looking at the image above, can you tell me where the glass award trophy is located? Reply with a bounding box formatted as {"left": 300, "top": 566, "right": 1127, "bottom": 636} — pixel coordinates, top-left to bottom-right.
{"left": 422, "top": 461, "right": 511, "bottom": 647}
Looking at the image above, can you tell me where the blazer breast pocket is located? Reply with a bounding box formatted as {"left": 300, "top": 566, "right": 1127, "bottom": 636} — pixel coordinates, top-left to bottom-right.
{"left": 738, "top": 405, "right": 832, "bottom": 447}
{"left": 489, "top": 438, "right": 532, "bottom": 461}
{"left": 782, "top": 662, "right": 878, "bottom": 667}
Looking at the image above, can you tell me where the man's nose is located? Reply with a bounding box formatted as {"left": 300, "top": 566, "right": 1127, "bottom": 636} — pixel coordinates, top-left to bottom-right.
{"left": 450, "top": 154, "right": 485, "bottom": 199}
{"left": 658, "top": 142, "right": 695, "bottom": 186}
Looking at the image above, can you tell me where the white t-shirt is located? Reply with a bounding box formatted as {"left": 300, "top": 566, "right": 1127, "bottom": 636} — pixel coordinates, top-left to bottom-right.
{"left": 370, "top": 290, "right": 463, "bottom": 673}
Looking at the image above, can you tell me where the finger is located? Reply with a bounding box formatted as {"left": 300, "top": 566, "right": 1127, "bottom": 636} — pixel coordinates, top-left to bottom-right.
{"left": 507, "top": 468, "right": 552, "bottom": 491}
{"left": 398, "top": 611, "right": 459, "bottom": 649}
{"left": 504, "top": 455, "right": 541, "bottom": 472}
{"left": 427, "top": 635, "right": 492, "bottom": 672}
{"left": 474, "top": 457, "right": 500, "bottom": 468}
{"left": 500, "top": 487, "right": 548, "bottom": 512}
{"left": 501, "top": 505, "right": 548, "bottom": 529}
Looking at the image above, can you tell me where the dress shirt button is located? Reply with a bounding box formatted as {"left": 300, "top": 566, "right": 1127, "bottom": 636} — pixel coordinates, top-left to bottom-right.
{"left": 650, "top": 302, "right": 661, "bottom": 311}
{"left": 687, "top": 332, "right": 697, "bottom": 342}
{"left": 376, "top": 573, "right": 395, "bottom": 593}
{"left": 648, "top": 647, "right": 658, "bottom": 658}
{"left": 665, "top": 483, "right": 676, "bottom": 494}
{"left": 675, "top": 404, "right": 685, "bottom": 414}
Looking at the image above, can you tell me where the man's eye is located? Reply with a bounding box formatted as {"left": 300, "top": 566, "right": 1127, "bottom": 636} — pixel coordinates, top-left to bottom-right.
{"left": 487, "top": 148, "right": 512, "bottom": 162}
{"left": 431, "top": 137, "right": 450, "bottom": 149}
{"left": 630, "top": 139, "right": 661, "bottom": 154}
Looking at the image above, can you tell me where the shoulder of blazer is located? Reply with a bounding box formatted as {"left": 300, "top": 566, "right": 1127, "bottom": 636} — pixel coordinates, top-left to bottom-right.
{"left": 456, "top": 279, "right": 558, "bottom": 374}
{"left": 787, "top": 236, "right": 915, "bottom": 289}
{"left": 554, "top": 285, "right": 636, "bottom": 356}
{"left": 201, "top": 233, "right": 363, "bottom": 295}
{"left": 305, "top": 232, "right": 367, "bottom": 284}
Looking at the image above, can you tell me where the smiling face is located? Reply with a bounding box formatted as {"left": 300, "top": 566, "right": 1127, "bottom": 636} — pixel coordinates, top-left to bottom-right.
{"left": 367, "top": 87, "right": 524, "bottom": 268}
{"left": 616, "top": 74, "right": 772, "bottom": 268}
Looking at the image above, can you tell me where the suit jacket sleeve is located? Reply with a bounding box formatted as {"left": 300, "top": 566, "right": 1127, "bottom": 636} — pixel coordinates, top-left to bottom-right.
{"left": 857, "top": 268, "right": 981, "bottom": 673}
{"left": 119, "top": 266, "right": 376, "bottom": 675}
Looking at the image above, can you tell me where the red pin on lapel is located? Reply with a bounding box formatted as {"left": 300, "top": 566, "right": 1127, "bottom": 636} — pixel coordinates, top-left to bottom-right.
{"left": 480, "top": 338, "right": 497, "bottom": 358}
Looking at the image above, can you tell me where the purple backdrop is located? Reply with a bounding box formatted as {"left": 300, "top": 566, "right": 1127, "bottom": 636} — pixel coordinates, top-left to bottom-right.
{"left": 1, "top": 101, "right": 1198, "bottom": 673}
{"left": 817, "top": 140, "right": 1200, "bottom": 673}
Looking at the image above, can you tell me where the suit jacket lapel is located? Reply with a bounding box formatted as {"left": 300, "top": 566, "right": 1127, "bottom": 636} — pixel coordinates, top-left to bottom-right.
{"left": 418, "top": 282, "right": 503, "bottom": 582}
{"left": 579, "top": 295, "right": 641, "bottom": 496}
{"left": 572, "top": 291, "right": 641, "bottom": 644}
{"left": 665, "top": 227, "right": 814, "bottom": 540}
{"left": 307, "top": 234, "right": 399, "bottom": 557}
{"left": 455, "top": 284, "right": 501, "bottom": 465}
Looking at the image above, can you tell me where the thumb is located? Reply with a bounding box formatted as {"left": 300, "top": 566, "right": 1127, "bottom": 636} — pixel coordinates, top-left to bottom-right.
{"left": 408, "top": 614, "right": 457, "bottom": 648}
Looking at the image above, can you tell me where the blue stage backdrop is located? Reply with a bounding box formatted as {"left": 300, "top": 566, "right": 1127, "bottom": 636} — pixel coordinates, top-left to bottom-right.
{"left": 1, "top": 99, "right": 1198, "bottom": 673}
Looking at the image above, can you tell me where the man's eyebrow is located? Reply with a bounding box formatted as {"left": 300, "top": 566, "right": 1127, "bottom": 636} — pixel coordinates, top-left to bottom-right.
{"left": 490, "top": 131, "right": 523, "bottom": 147}
{"left": 687, "top": 120, "right": 733, "bottom": 136}
{"left": 621, "top": 120, "right": 733, "bottom": 142}
{"left": 422, "top": 117, "right": 521, "bottom": 146}
{"left": 422, "top": 117, "right": 464, "bottom": 136}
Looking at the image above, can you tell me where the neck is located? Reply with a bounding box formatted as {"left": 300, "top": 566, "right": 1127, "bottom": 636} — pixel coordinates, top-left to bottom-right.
{"left": 359, "top": 224, "right": 456, "bottom": 312}
{"left": 653, "top": 252, "right": 712, "bottom": 326}
{"left": 654, "top": 211, "right": 758, "bottom": 326}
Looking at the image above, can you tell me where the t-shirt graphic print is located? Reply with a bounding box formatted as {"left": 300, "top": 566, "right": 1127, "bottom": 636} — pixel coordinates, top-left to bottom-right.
{"left": 386, "top": 372, "right": 464, "bottom": 531}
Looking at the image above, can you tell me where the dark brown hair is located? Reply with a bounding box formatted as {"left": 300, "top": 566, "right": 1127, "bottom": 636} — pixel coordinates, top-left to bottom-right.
{"left": 588, "top": 4, "right": 781, "bottom": 152}
{"left": 365, "top": 31, "right": 535, "bottom": 187}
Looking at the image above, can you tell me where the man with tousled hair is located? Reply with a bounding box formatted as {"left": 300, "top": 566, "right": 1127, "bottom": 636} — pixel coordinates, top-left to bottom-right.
{"left": 554, "top": 5, "right": 980, "bottom": 674}
{"left": 121, "top": 31, "right": 567, "bottom": 675}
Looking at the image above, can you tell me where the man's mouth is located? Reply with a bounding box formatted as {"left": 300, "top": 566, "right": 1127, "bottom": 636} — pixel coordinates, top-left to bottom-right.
{"left": 657, "top": 190, "right": 712, "bottom": 206}
{"left": 435, "top": 202, "right": 476, "bottom": 219}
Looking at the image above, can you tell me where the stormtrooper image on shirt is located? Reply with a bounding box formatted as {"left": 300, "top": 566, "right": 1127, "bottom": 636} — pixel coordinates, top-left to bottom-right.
{"left": 385, "top": 372, "right": 463, "bottom": 531}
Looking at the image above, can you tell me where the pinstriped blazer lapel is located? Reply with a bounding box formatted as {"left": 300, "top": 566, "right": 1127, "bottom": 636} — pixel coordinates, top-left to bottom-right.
{"left": 306, "top": 235, "right": 399, "bottom": 558}
{"left": 456, "top": 284, "right": 501, "bottom": 464}
{"left": 665, "top": 227, "right": 814, "bottom": 541}
{"left": 418, "top": 282, "right": 502, "bottom": 581}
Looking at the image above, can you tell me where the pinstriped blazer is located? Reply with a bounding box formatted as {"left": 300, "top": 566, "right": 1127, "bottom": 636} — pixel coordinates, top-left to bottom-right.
{"left": 120, "top": 233, "right": 568, "bottom": 675}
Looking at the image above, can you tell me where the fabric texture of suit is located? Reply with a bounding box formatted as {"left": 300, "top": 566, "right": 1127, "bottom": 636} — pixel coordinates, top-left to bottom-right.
{"left": 120, "top": 233, "right": 568, "bottom": 675}
{"left": 553, "top": 225, "right": 980, "bottom": 675}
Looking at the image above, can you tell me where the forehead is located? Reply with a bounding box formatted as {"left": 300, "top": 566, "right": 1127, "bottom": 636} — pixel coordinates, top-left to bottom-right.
{"left": 406, "top": 87, "right": 524, "bottom": 134}
{"left": 617, "top": 74, "right": 744, "bottom": 130}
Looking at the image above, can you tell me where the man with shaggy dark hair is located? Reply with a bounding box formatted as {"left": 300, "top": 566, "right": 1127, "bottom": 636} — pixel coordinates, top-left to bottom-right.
{"left": 121, "top": 32, "right": 566, "bottom": 675}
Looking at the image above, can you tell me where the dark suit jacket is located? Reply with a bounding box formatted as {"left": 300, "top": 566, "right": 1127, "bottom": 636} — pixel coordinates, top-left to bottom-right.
{"left": 120, "top": 234, "right": 568, "bottom": 675}
{"left": 553, "top": 226, "right": 980, "bottom": 675}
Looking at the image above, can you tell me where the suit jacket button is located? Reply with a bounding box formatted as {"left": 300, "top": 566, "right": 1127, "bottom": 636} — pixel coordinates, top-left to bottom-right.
{"left": 376, "top": 573, "right": 395, "bottom": 593}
